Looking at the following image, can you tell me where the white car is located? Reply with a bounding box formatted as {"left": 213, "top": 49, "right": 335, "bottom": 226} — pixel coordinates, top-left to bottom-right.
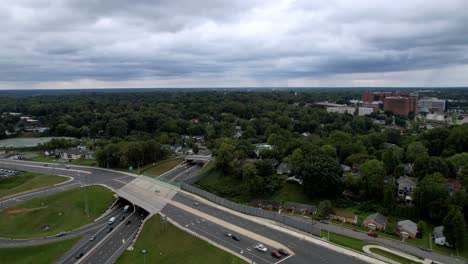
{"left": 254, "top": 244, "right": 268, "bottom": 252}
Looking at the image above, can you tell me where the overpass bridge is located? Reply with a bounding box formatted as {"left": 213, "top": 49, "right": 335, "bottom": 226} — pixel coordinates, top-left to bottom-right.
{"left": 184, "top": 154, "right": 212, "bottom": 164}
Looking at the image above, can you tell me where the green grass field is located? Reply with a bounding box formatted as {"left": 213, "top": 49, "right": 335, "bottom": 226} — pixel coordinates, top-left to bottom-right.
{"left": 0, "top": 172, "right": 67, "bottom": 199}
{"left": 369, "top": 248, "right": 421, "bottom": 264}
{"left": 116, "top": 214, "right": 246, "bottom": 264}
{"left": 321, "top": 230, "right": 371, "bottom": 252}
{"left": 0, "top": 237, "right": 80, "bottom": 264}
{"left": 0, "top": 185, "right": 114, "bottom": 238}
{"left": 143, "top": 158, "right": 183, "bottom": 177}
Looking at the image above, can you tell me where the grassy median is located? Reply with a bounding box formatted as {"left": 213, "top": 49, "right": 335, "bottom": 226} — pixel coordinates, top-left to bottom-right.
{"left": 0, "top": 185, "right": 114, "bottom": 238}
{"left": 142, "top": 158, "right": 182, "bottom": 177}
{"left": 0, "top": 172, "right": 67, "bottom": 199}
{"left": 0, "top": 237, "right": 80, "bottom": 264}
{"left": 116, "top": 214, "right": 246, "bottom": 264}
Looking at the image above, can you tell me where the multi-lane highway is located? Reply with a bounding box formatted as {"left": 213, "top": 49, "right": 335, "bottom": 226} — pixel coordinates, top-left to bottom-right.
{"left": 0, "top": 159, "right": 373, "bottom": 264}
{"left": 158, "top": 162, "right": 202, "bottom": 183}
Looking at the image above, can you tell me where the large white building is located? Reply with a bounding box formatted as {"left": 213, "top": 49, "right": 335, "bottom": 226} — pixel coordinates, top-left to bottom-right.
{"left": 358, "top": 107, "right": 374, "bottom": 116}
{"left": 326, "top": 106, "right": 356, "bottom": 115}
{"left": 418, "top": 98, "right": 446, "bottom": 113}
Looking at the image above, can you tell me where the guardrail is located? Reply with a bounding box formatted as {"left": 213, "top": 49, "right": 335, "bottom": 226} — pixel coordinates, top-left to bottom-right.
{"left": 180, "top": 183, "right": 321, "bottom": 237}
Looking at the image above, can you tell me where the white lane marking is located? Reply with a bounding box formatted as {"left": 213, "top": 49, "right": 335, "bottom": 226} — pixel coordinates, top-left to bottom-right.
{"left": 274, "top": 254, "right": 293, "bottom": 264}
{"left": 190, "top": 224, "right": 274, "bottom": 264}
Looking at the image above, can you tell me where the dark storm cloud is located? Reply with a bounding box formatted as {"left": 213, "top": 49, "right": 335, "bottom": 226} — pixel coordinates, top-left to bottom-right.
{"left": 0, "top": 0, "right": 467, "bottom": 87}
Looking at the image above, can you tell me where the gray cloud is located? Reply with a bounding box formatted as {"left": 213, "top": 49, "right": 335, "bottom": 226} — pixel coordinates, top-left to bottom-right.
{"left": 0, "top": 0, "right": 467, "bottom": 88}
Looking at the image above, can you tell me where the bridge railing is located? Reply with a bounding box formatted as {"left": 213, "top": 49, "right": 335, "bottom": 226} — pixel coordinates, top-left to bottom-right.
{"left": 180, "top": 183, "right": 321, "bottom": 237}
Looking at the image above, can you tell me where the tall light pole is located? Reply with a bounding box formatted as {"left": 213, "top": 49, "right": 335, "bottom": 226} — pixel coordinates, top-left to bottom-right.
{"left": 140, "top": 249, "right": 147, "bottom": 264}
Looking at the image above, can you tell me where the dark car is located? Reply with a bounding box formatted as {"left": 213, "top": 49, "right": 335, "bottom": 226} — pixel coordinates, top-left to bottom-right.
{"left": 107, "top": 227, "right": 113, "bottom": 233}
{"left": 89, "top": 235, "right": 96, "bottom": 241}
{"left": 271, "top": 251, "right": 282, "bottom": 258}
{"left": 75, "top": 252, "right": 84, "bottom": 259}
{"left": 126, "top": 220, "right": 131, "bottom": 225}
{"left": 278, "top": 248, "right": 289, "bottom": 256}
{"left": 120, "top": 215, "right": 125, "bottom": 221}
{"left": 43, "top": 164, "right": 49, "bottom": 167}
{"left": 56, "top": 232, "right": 66, "bottom": 237}
{"left": 232, "top": 235, "right": 241, "bottom": 241}
{"left": 367, "top": 231, "right": 378, "bottom": 238}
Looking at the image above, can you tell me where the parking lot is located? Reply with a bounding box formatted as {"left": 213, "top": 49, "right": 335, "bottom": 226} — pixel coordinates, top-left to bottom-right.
{"left": 0, "top": 168, "right": 18, "bottom": 177}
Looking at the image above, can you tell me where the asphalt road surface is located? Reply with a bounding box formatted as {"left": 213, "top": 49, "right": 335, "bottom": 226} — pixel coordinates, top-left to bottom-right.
{"left": 80, "top": 208, "right": 147, "bottom": 264}
{"left": 56, "top": 203, "right": 130, "bottom": 264}
{"left": 168, "top": 193, "right": 367, "bottom": 264}
{"left": 162, "top": 204, "right": 290, "bottom": 264}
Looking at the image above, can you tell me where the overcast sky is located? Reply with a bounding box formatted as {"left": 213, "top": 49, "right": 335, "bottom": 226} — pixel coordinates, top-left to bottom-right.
{"left": 1, "top": 0, "right": 467, "bottom": 89}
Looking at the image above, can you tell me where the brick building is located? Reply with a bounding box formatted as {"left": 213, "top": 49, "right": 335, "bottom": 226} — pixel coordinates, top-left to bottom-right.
{"left": 362, "top": 91, "right": 418, "bottom": 117}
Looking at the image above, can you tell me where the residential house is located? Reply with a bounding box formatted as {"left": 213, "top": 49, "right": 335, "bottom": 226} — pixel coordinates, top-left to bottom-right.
{"left": 331, "top": 211, "right": 358, "bottom": 225}
{"left": 59, "top": 147, "right": 94, "bottom": 160}
{"left": 254, "top": 143, "right": 272, "bottom": 157}
{"left": 363, "top": 213, "right": 387, "bottom": 231}
{"left": 175, "top": 147, "right": 194, "bottom": 155}
{"left": 396, "top": 220, "right": 418, "bottom": 239}
{"left": 433, "top": 226, "right": 450, "bottom": 247}
{"left": 397, "top": 176, "right": 418, "bottom": 205}
{"left": 251, "top": 200, "right": 281, "bottom": 211}
{"left": 446, "top": 179, "right": 462, "bottom": 194}
{"left": 341, "top": 164, "right": 351, "bottom": 173}
{"left": 283, "top": 202, "right": 316, "bottom": 215}
{"left": 277, "top": 163, "right": 291, "bottom": 175}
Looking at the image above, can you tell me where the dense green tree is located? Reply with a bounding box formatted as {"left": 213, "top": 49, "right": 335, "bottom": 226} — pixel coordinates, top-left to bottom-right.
{"left": 360, "top": 159, "right": 386, "bottom": 201}
{"left": 443, "top": 207, "right": 466, "bottom": 249}
{"left": 405, "top": 142, "right": 429, "bottom": 163}
{"left": 414, "top": 173, "right": 449, "bottom": 221}
{"left": 214, "top": 142, "right": 236, "bottom": 174}
{"left": 382, "top": 146, "right": 403, "bottom": 174}
{"left": 413, "top": 156, "right": 450, "bottom": 179}
{"left": 296, "top": 155, "right": 343, "bottom": 198}
{"left": 320, "top": 144, "right": 337, "bottom": 159}
{"left": 317, "top": 200, "right": 334, "bottom": 219}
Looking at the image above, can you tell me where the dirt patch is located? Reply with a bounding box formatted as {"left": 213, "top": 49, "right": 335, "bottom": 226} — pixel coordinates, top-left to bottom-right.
{"left": 2, "top": 206, "right": 48, "bottom": 215}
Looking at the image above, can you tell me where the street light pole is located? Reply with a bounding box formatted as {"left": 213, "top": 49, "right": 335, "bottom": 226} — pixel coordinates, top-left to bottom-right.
{"left": 140, "top": 249, "right": 147, "bottom": 264}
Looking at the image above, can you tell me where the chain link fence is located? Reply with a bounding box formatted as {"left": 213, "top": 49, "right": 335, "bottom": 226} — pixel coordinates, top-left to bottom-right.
{"left": 181, "top": 182, "right": 321, "bottom": 237}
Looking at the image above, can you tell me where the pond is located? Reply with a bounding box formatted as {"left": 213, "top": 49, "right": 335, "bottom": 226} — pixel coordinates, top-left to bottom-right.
{"left": 0, "top": 137, "right": 76, "bottom": 148}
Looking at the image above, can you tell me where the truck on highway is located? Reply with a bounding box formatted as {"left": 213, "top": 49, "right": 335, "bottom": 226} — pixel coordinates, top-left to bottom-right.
{"left": 108, "top": 217, "right": 116, "bottom": 225}
{"left": 123, "top": 205, "right": 130, "bottom": 213}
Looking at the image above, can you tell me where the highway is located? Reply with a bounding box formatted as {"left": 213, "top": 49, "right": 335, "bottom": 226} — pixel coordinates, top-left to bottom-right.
{"left": 0, "top": 159, "right": 373, "bottom": 264}
{"left": 158, "top": 162, "right": 202, "bottom": 183}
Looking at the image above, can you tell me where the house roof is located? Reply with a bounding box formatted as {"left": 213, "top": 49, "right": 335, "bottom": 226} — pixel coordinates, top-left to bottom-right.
{"left": 446, "top": 179, "right": 462, "bottom": 192}
{"left": 397, "top": 176, "right": 418, "bottom": 187}
{"left": 283, "top": 202, "right": 316, "bottom": 212}
{"left": 277, "top": 163, "right": 290, "bottom": 172}
{"left": 333, "top": 210, "right": 357, "bottom": 219}
{"left": 397, "top": 220, "right": 418, "bottom": 234}
{"left": 433, "top": 226, "right": 444, "bottom": 239}
{"left": 251, "top": 199, "right": 281, "bottom": 207}
{"left": 365, "top": 213, "right": 387, "bottom": 226}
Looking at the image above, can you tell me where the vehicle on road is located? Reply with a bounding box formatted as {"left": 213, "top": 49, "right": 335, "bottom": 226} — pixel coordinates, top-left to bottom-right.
{"left": 193, "top": 202, "right": 200, "bottom": 206}
{"left": 89, "top": 235, "right": 96, "bottom": 241}
{"left": 224, "top": 232, "right": 232, "bottom": 237}
{"left": 367, "top": 231, "right": 378, "bottom": 238}
{"left": 126, "top": 220, "right": 131, "bottom": 225}
{"left": 278, "top": 248, "right": 289, "bottom": 256}
{"left": 56, "top": 232, "right": 66, "bottom": 237}
{"left": 75, "top": 252, "right": 84, "bottom": 259}
{"left": 108, "top": 216, "right": 116, "bottom": 225}
{"left": 120, "top": 215, "right": 125, "bottom": 221}
{"left": 254, "top": 244, "right": 268, "bottom": 252}
{"left": 320, "top": 219, "right": 328, "bottom": 224}
{"left": 232, "top": 235, "right": 241, "bottom": 241}
{"left": 43, "top": 164, "right": 48, "bottom": 167}
{"left": 271, "top": 251, "right": 282, "bottom": 258}
{"left": 123, "top": 205, "right": 130, "bottom": 212}
{"left": 107, "top": 227, "right": 113, "bottom": 233}
{"left": 65, "top": 165, "right": 70, "bottom": 169}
